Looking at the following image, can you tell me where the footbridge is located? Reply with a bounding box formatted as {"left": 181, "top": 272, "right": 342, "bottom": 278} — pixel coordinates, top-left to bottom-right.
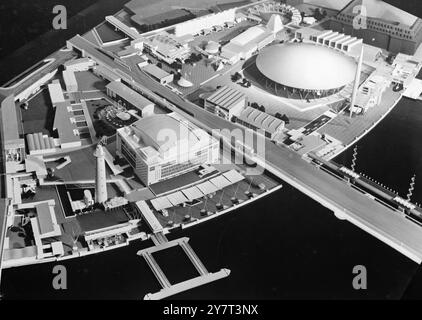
{"left": 139, "top": 235, "right": 230, "bottom": 300}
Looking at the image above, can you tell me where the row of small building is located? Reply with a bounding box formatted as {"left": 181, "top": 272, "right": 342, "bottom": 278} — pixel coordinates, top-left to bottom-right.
{"left": 108, "top": 2, "right": 291, "bottom": 67}
{"left": 295, "top": 27, "right": 363, "bottom": 55}
{"left": 0, "top": 58, "right": 101, "bottom": 173}
{"left": 149, "top": 169, "right": 244, "bottom": 212}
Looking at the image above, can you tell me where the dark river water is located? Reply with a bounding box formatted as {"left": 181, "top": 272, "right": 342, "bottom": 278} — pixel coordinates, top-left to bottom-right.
{"left": 1, "top": 0, "right": 422, "bottom": 300}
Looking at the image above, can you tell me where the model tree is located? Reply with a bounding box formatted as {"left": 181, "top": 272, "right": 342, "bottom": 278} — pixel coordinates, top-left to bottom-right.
{"left": 231, "top": 72, "right": 242, "bottom": 82}
{"left": 281, "top": 114, "right": 290, "bottom": 124}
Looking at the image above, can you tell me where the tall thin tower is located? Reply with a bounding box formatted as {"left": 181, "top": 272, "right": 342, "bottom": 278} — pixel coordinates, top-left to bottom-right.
{"left": 94, "top": 144, "right": 108, "bottom": 204}
{"left": 350, "top": 42, "right": 364, "bottom": 118}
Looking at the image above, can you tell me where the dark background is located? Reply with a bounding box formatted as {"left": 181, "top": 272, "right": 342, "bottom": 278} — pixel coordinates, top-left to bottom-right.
{"left": 0, "top": 0, "right": 96, "bottom": 59}
{"left": 0, "top": 0, "right": 130, "bottom": 85}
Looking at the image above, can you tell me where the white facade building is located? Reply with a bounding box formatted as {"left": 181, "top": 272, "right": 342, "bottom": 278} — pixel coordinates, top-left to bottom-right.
{"left": 64, "top": 58, "right": 96, "bottom": 72}
{"left": 47, "top": 81, "right": 65, "bottom": 105}
{"left": 116, "top": 113, "right": 219, "bottom": 186}
{"left": 221, "top": 25, "right": 275, "bottom": 64}
{"left": 63, "top": 69, "right": 78, "bottom": 92}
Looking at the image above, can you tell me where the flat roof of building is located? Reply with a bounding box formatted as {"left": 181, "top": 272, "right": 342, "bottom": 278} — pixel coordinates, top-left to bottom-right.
{"left": 53, "top": 101, "right": 80, "bottom": 145}
{"left": 123, "top": 113, "right": 208, "bottom": 153}
{"left": 296, "top": 26, "right": 322, "bottom": 37}
{"left": 77, "top": 209, "right": 129, "bottom": 233}
{"left": 223, "top": 169, "right": 245, "bottom": 184}
{"left": 117, "top": 46, "right": 138, "bottom": 57}
{"left": 167, "top": 191, "right": 188, "bottom": 206}
{"left": 182, "top": 186, "right": 203, "bottom": 201}
{"left": 1, "top": 95, "right": 21, "bottom": 144}
{"left": 210, "top": 175, "right": 231, "bottom": 189}
{"left": 197, "top": 180, "right": 218, "bottom": 194}
{"left": 232, "top": 25, "right": 266, "bottom": 46}
{"left": 143, "top": 63, "right": 172, "bottom": 80}
{"left": 150, "top": 196, "right": 173, "bottom": 211}
{"left": 106, "top": 81, "right": 154, "bottom": 109}
{"left": 36, "top": 202, "right": 55, "bottom": 235}
{"left": 63, "top": 69, "right": 77, "bottom": 86}
{"left": 206, "top": 85, "right": 246, "bottom": 111}
{"left": 222, "top": 25, "right": 274, "bottom": 59}
{"left": 94, "top": 65, "right": 122, "bottom": 82}
{"left": 64, "top": 57, "right": 92, "bottom": 67}
{"left": 48, "top": 81, "right": 65, "bottom": 104}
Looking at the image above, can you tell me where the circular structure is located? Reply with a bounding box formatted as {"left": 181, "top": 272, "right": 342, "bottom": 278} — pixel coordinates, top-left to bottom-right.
{"left": 249, "top": 2, "right": 302, "bottom": 25}
{"left": 205, "top": 41, "right": 220, "bottom": 54}
{"left": 256, "top": 43, "right": 357, "bottom": 99}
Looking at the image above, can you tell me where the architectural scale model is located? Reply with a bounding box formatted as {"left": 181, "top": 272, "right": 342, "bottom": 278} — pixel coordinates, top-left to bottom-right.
{"left": 1, "top": 0, "right": 422, "bottom": 299}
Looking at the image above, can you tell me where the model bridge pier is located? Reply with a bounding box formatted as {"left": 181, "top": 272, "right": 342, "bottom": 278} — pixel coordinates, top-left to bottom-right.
{"left": 138, "top": 234, "right": 230, "bottom": 300}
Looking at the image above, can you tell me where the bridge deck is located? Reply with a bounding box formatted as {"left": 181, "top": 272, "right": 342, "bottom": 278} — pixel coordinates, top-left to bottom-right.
{"left": 138, "top": 236, "right": 230, "bottom": 300}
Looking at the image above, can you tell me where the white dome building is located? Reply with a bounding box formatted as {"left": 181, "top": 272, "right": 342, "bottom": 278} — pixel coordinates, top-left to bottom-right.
{"left": 256, "top": 43, "right": 357, "bottom": 99}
